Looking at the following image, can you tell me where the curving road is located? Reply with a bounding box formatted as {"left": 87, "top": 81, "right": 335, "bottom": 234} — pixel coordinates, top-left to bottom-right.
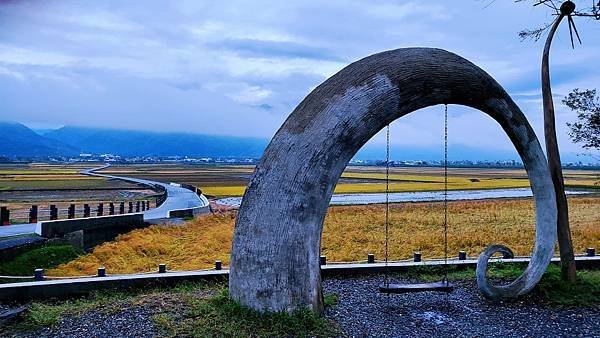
{"left": 0, "top": 164, "right": 210, "bottom": 238}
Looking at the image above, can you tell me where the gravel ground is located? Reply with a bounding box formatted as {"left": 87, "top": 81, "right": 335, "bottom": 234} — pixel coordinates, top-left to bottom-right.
{"left": 323, "top": 274, "right": 600, "bottom": 338}
{"left": 1, "top": 275, "right": 598, "bottom": 337}
{"left": 2, "top": 306, "right": 158, "bottom": 338}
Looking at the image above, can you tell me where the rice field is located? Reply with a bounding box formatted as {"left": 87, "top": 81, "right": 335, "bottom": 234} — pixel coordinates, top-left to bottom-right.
{"left": 0, "top": 163, "right": 155, "bottom": 222}
{"left": 48, "top": 195, "right": 600, "bottom": 276}
{"left": 0, "top": 163, "right": 132, "bottom": 190}
{"left": 98, "top": 164, "right": 599, "bottom": 197}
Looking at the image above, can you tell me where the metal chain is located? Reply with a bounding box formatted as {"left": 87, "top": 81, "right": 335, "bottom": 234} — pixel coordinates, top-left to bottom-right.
{"left": 444, "top": 104, "right": 449, "bottom": 284}
{"left": 385, "top": 124, "right": 390, "bottom": 288}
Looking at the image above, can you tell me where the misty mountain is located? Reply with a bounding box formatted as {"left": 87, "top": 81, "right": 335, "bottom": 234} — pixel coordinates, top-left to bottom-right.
{"left": 44, "top": 126, "right": 269, "bottom": 158}
{"left": 1, "top": 122, "right": 590, "bottom": 163}
{"left": 0, "top": 121, "right": 78, "bottom": 157}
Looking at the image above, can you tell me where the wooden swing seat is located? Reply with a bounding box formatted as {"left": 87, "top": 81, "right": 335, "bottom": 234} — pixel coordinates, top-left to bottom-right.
{"left": 379, "top": 281, "right": 453, "bottom": 294}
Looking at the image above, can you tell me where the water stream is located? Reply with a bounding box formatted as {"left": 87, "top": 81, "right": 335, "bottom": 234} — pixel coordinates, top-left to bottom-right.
{"left": 215, "top": 188, "right": 592, "bottom": 208}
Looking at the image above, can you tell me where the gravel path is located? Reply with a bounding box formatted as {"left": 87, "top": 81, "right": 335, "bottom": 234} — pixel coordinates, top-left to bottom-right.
{"left": 1, "top": 275, "right": 598, "bottom": 337}
{"left": 4, "top": 307, "right": 158, "bottom": 338}
{"left": 323, "top": 274, "right": 600, "bottom": 338}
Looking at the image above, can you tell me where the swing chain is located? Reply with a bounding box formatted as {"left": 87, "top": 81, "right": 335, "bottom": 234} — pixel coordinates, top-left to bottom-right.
{"left": 444, "top": 104, "right": 449, "bottom": 283}
{"left": 385, "top": 124, "right": 390, "bottom": 287}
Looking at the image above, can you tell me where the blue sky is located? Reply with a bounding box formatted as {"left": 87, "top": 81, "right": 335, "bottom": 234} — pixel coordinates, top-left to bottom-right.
{"left": 0, "top": 0, "right": 598, "bottom": 161}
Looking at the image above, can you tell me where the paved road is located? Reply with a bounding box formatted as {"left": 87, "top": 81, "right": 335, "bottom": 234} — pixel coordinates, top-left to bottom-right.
{"left": 0, "top": 164, "right": 209, "bottom": 238}
{"left": 81, "top": 165, "right": 209, "bottom": 220}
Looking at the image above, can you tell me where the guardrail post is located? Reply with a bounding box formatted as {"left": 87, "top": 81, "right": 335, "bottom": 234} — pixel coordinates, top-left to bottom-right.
{"left": 141, "top": 201, "right": 146, "bottom": 211}
{"left": 34, "top": 268, "right": 44, "bottom": 281}
{"left": 413, "top": 251, "right": 422, "bottom": 262}
{"left": 136, "top": 201, "right": 140, "bottom": 212}
{"left": 119, "top": 202, "right": 125, "bottom": 214}
{"left": 215, "top": 260, "right": 222, "bottom": 270}
{"left": 1, "top": 207, "right": 9, "bottom": 225}
{"left": 29, "top": 205, "right": 38, "bottom": 223}
{"left": 97, "top": 203, "right": 104, "bottom": 216}
{"left": 367, "top": 253, "right": 375, "bottom": 264}
{"left": 587, "top": 248, "right": 596, "bottom": 257}
{"left": 68, "top": 204, "right": 75, "bottom": 219}
{"left": 109, "top": 203, "right": 115, "bottom": 215}
{"left": 319, "top": 256, "right": 326, "bottom": 266}
{"left": 128, "top": 202, "right": 133, "bottom": 213}
{"left": 83, "top": 204, "right": 91, "bottom": 218}
{"left": 49, "top": 205, "right": 58, "bottom": 220}
{"left": 97, "top": 267, "right": 106, "bottom": 277}
{"left": 159, "top": 263, "right": 167, "bottom": 273}
{"left": 458, "top": 251, "right": 467, "bottom": 260}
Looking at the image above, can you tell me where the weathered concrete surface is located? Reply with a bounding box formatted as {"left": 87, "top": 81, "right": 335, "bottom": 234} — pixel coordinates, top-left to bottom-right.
{"left": 229, "top": 48, "right": 557, "bottom": 313}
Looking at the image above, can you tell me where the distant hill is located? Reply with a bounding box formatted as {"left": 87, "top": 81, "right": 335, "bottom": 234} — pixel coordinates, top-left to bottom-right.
{"left": 44, "top": 126, "right": 269, "bottom": 158}
{"left": 0, "top": 121, "right": 78, "bottom": 157}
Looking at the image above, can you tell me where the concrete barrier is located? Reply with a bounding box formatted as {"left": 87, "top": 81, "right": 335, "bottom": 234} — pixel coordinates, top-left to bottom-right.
{"left": 168, "top": 206, "right": 210, "bottom": 218}
{"left": 1, "top": 256, "right": 598, "bottom": 302}
{"left": 35, "top": 214, "right": 145, "bottom": 249}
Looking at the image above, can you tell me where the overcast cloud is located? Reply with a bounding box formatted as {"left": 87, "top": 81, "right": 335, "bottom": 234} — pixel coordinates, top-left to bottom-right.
{"left": 0, "top": 0, "right": 599, "bottom": 160}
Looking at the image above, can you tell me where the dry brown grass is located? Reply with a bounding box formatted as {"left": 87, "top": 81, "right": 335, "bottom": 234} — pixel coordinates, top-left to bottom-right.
{"left": 49, "top": 196, "right": 600, "bottom": 276}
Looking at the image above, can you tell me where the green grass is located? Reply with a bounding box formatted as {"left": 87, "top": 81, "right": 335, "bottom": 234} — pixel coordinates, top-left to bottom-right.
{"left": 171, "top": 289, "right": 338, "bottom": 338}
{"left": 7, "top": 284, "right": 339, "bottom": 338}
{"left": 0, "top": 244, "right": 84, "bottom": 276}
{"left": 11, "top": 289, "right": 130, "bottom": 331}
{"left": 535, "top": 266, "right": 600, "bottom": 306}
{"left": 323, "top": 293, "right": 339, "bottom": 307}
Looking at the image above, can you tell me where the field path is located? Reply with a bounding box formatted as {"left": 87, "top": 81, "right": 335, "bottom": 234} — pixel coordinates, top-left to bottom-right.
{"left": 0, "top": 164, "right": 210, "bottom": 238}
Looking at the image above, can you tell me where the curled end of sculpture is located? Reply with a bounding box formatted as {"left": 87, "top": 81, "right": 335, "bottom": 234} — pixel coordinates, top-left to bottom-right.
{"left": 476, "top": 244, "right": 529, "bottom": 300}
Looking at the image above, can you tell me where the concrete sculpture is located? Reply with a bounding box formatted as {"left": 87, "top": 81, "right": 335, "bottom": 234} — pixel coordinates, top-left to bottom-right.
{"left": 229, "top": 48, "right": 557, "bottom": 313}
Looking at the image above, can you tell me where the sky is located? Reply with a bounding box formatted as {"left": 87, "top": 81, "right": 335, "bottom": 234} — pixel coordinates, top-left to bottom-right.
{"left": 0, "top": 0, "right": 599, "bottom": 162}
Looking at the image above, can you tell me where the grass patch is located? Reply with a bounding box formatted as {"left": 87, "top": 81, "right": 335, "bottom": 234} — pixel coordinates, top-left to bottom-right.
{"left": 535, "top": 265, "right": 600, "bottom": 306}
{"left": 6, "top": 283, "right": 339, "bottom": 338}
{"left": 0, "top": 244, "right": 84, "bottom": 276}
{"left": 401, "top": 262, "right": 524, "bottom": 282}
{"left": 323, "top": 293, "right": 339, "bottom": 307}
{"left": 12, "top": 290, "right": 130, "bottom": 331}
{"left": 170, "top": 289, "right": 338, "bottom": 337}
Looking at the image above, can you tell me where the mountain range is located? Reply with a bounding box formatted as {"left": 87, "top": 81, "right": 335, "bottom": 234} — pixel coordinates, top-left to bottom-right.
{"left": 0, "top": 122, "right": 268, "bottom": 158}
{"left": 0, "top": 121, "right": 79, "bottom": 157}
{"left": 0, "top": 121, "right": 591, "bottom": 163}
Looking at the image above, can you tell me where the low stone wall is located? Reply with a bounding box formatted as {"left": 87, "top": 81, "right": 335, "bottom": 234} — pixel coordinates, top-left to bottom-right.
{"left": 35, "top": 214, "right": 145, "bottom": 249}
{"left": 0, "top": 256, "right": 598, "bottom": 302}
{"left": 168, "top": 205, "right": 210, "bottom": 218}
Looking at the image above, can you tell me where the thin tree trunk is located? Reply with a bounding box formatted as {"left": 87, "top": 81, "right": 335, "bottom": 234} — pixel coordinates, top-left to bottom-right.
{"left": 542, "top": 15, "right": 577, "bottom": 282}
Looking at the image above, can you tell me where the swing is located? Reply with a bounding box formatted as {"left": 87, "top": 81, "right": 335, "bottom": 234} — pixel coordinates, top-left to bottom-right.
{"left": 379, "top": 104, "right": 454, "bottom": 294}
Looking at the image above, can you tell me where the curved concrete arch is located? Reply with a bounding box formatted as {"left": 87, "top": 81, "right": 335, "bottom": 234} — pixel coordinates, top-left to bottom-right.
{"left": 229, "top": 48, "right": 557, "bottom": 313}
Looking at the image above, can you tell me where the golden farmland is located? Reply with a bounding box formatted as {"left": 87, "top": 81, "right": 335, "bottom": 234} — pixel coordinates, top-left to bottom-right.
{"left": 0, "top": 163, "right": 123, "bottom": 190}
{"left": 49, "top": 196, "right": 600, "bottom": 276}
{"left": 99, "top": 164, "right": 599, "bottom": 197}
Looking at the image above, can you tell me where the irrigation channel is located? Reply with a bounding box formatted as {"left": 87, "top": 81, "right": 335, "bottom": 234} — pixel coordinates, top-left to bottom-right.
{"left": 216, "top": 187, "right": 593, "bottom": 208}
{"left": 0, "top": 164, "right": 209, "bottom": 238}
